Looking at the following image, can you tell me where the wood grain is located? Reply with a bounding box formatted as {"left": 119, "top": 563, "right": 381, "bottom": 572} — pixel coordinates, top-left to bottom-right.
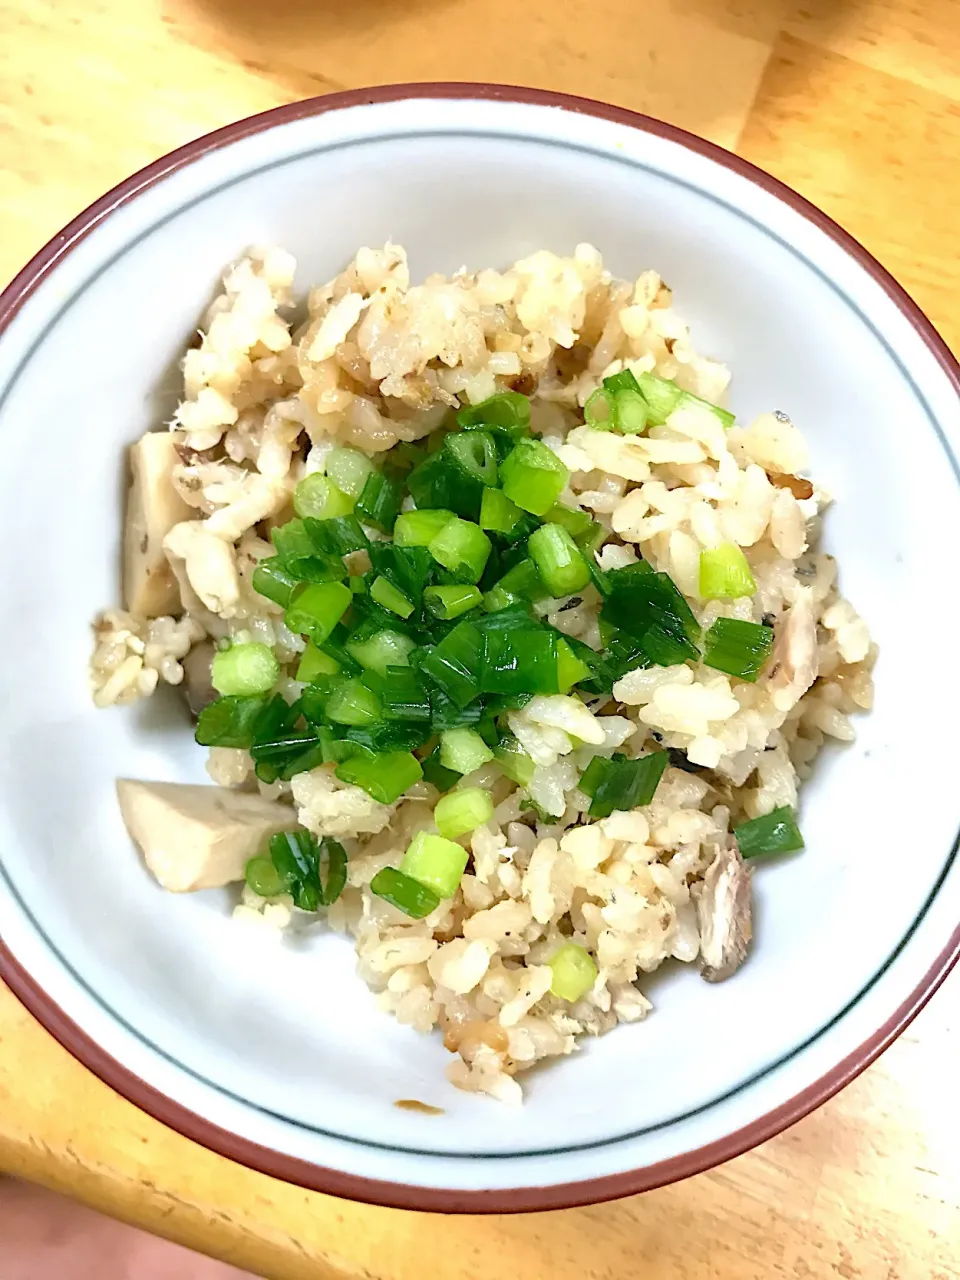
{"left": 2, "top": 0, "right": 959, "bottom": 1276}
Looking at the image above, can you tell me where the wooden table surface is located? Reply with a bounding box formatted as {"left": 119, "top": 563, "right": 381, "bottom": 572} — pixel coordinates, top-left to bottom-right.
{"left": 2, "top": 1, "right": 959, "bottom": 1276}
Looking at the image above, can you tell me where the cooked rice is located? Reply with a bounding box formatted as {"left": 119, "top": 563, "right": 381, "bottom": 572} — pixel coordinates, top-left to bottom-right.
{"left": 92, "top": 243, "right": 874, "bottom": 1103}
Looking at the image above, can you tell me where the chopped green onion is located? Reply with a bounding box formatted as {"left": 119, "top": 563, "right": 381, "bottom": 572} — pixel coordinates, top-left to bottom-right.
{"left": 400, "top": 830, "right": 470, "bottom": 897}
{"left": 480, "top": 627, "right": 560, "bottom": 695}
{"left": 424, "top": 584, "right": 482, "bottom": 620}
{"left": 370, "top": 866, "right": 441, "bottom": 919}
{"left": 548, "top": 943, "right": 597, "bottom": 1002}
{"left": 272, "top": 519, "right": 319, "bottom": 563}
{"left": 326, "top": 446, "right": 376, "bottom": 499}
{"left": 335, "top": 750, "right": 423, "bottom": 804}
{"left": 325, "top": 677, "right": 382, "bottom": 726}
{"left": 252, "top": 558, "right": 299, "bottom": 608}
{"left": 528, "top": 523, "right": 591, "bottom": 597}
{"left": 500, "top": 439, "right": 569, "bottom": 516}
{"left": 439, "top": 727, "right": 494, "bottom": 775}
{"left": 433, "top": 787, "right": 494, "bottom": 840}
{"left": 369, "top": 544, "right": 433, "bottom": 605}
{"left": 284, "top": 580, "right": 353, "bottom": 646}
{"left": 421, "top": 744, "right": 460, "bottom": 792}
{"left": 444, "top": 431, "right": 499, "bottom": 487}
{"left": 210, "top": 643, "right": 280, "bottom": 697}
{"left": 482, "top": 558, "right": 548, "bottom": 611}
{"left": 393, "top": 508, "right": 454, "bottom": 547}
{"left": 493, "top": 737, "right": 535, "bottom": 786}
{"left": 370, "top": 575, "right": 414, "bottom": 619}
{"left": 293, "top": 472, "right": 354, "bottom": 520}
{"left": 416, "top": 620, "right": 483, "bottom": 707}
{"left": 734, "top": 806, "right": 805, "bottom": 858}
{"left": 480, "top": 488, "right": 526, "bottom": 536}
{"left": 544, "top": 502, "right": 595, "bottom": 539}
{"left": 244, "top": 855, "right": 287, "bottom": 898}
{"left": 296, "top": 642, "right": 341, "bottom": 683}
{"left": 702, "top": 617, "right": 774, "bottom": 682}
{"left": 579, "top": 751, "right": 669, "bottom": 818}
{"left": 305, "top": 515, "right": 369, "bottom": 556}
{"left": 428, "top": 517, "right": 492, "bottom": 584}
{"left": 557, "top": 639, "right": 592, "bottom": 693}
{"left": 456, "top": 391, "right": 531, "bottom": 436}
{"left": 635, "top": 370, "right": 735, "bottom": 430}
{"left": 601, "top": 369, "right": 649, "bottom": 434}
{"left": 602, "top": 563, "right": 700, "bottom": 665}
{"left": 699, "top": 544, "right": 756, "bottom": 599}
{"left": 355, "top": 470, "right": 403, "bottom": 532}
{"left": 584, "top": 386, "right": 614, "bottom": 429}
{"left": 379, "top": 665, "right": 431, "bottom": 720}
{"left": 261, "top": 830, "right": 347, "bottom": 911}
{"left": 346, "top": 629, "right": 416, "bottom": 677}
{"left": 406, "top": 452, "right": 482, "bottom": 520}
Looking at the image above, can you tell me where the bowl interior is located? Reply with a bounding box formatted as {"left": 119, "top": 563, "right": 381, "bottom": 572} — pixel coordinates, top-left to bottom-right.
{"left": 1, "top": 96, "right": 958, "bottom": 1189}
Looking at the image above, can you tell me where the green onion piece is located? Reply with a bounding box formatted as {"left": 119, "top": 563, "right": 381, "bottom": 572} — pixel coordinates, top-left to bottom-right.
{"left": 325, "top": 677, "right": 382, "bottom": 726}
{"left": 400, "top": 829, "right": 470, "bottom": 897}
{"left": 433, "top": 787, "right": 494, "bottom": 840}
{"left": 528, "top": 523, "right": 591, "bottom": 597}
{"left": 480, "top": 488, "right": 526, "bottom": 536}
{"left": 296, "top": 642, "right": 341, "bottom": 683}
{"left": 244, "top": 855, "right": 287, "bottom": 898}
{"left": 252, "top": 558, "right": 299, "bottom": 608}
{"left": 354, "top": 470, "right": 403, "bottom": 532}
{"left": 335, "top": 750, "right": 423, "bottom": 804}
{"left": 602, "top": 563, "right": 700, "bottom": 665}
{"left": 602, "top": 368, "right": 641, "bottom": 396}
{"left": 544, "top": 502, "right": 595, "bottom": 539}
{"left": 211, "top": 643, "right": 280, "bottom": 697}
{"left": 548, "top": 943, "right": 598, "bottom": 1002}
{"left": 325, "top": 446, "right": 375, "bottom": 499}
{"left": 493, "top": 737, "right": 535, "bottom": 786}
{"left": 702, "top": 617, "right": 774, "bottom": 682}
{"left": 557, "top": 639, "right": 592, "bottom": 693}
{"left": 699, "top": 544, "right": 757, "bottom": 599}
{"left": 379, "top": 665, "right": 431, "bottom": 721}
{"left": 439, "top": 727, "right": 495, "bottom": 775}
{"left": 613, "top": 387, "right": 649, "bottom": 434}
{"left": 346, "top": 629, "right": 416, "bottom": 677}
{"left": 406, "top": 452, "right": 481, "bottom": 519}
{"left": 369, "top": 544, "right": 433, "bottom": 605}
{"left": 284, "top": 581, "right": 353, "bottom": 646}
{"left": 456, "top": 391, "right": 531, "bottom": 435}
{"left": 635, "top": 370, "right": 735, "bottom": 430}
{"left": 370, "top": 866, "right": 441, "bottom": 919}
{"left": 195, "top": 692, "right": 267, "bottom": 749}
{"left": 271, "top": 519, "right": 319, "bottom": 562}
{"left": 422, "top": 744, "right": 460, "bottom": 793}
{"left": 480, "top": 628, "right": 559, "bottom": 695}
{"left": 304, "top": 514, "right": 369, "bottom": 556}
{"left": 370, "top": 575, "right": 414, "bottom": 619}
{"left": 734, "top": 806, "right": 805, "bottom": 859}
{"left": 580, "top": 751, "right": 669, "bottom": 818}
{"left": 500, "top": 439, "right": 569, "bottom": 516}
{"left": 584, "top": 386, "right": 614, "bottom": 429}
{"left": 264, "top": 830, "right": 347, "bottom": 910}
{"left": 444, "top": 431, "right": 499, "bottom": 487}
{"left": 428, "top": 517, "right": 492, "bottom": 584}
{"left": 393, "top": 508, "right": 455, "bottom": 547}
{"left": 424, "top": 584, "right": 482, "bottom": 620}
{"left": 293, "top": 472, "right": 354, "bottom": 520}
{"left": 416, "top": 620, "right": 482, "bottom": 707}
{"left": 482, "top": 558, "right": 548, "bottom": 611}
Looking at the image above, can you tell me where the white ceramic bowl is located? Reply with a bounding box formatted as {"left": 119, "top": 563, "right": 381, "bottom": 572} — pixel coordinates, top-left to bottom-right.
{"left": 1, "top": 85, "right": 959, "bottom": 1213}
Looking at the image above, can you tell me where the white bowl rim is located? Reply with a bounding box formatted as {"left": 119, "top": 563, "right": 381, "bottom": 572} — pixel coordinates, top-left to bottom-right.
{"left": 1, "top": 82, "right": 958, "bottom": 1214}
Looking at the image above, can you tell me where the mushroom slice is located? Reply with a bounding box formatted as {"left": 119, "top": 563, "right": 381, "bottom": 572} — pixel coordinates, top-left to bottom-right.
{"left": 181, "top": 641, "right": 217, "bottom": 717}
{"left": 123, "top": 432, "right": 194, "bottom": 617}
{"left": 696, "top": 840, "right": 753, "bottom": 983}
{"left": 117, "top": 779, "right": 298, "bottom": 892}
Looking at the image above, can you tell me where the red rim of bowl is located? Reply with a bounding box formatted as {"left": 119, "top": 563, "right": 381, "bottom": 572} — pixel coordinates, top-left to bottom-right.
{"left": 1, "top": 83, "right": 959, "bottom": 1215}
